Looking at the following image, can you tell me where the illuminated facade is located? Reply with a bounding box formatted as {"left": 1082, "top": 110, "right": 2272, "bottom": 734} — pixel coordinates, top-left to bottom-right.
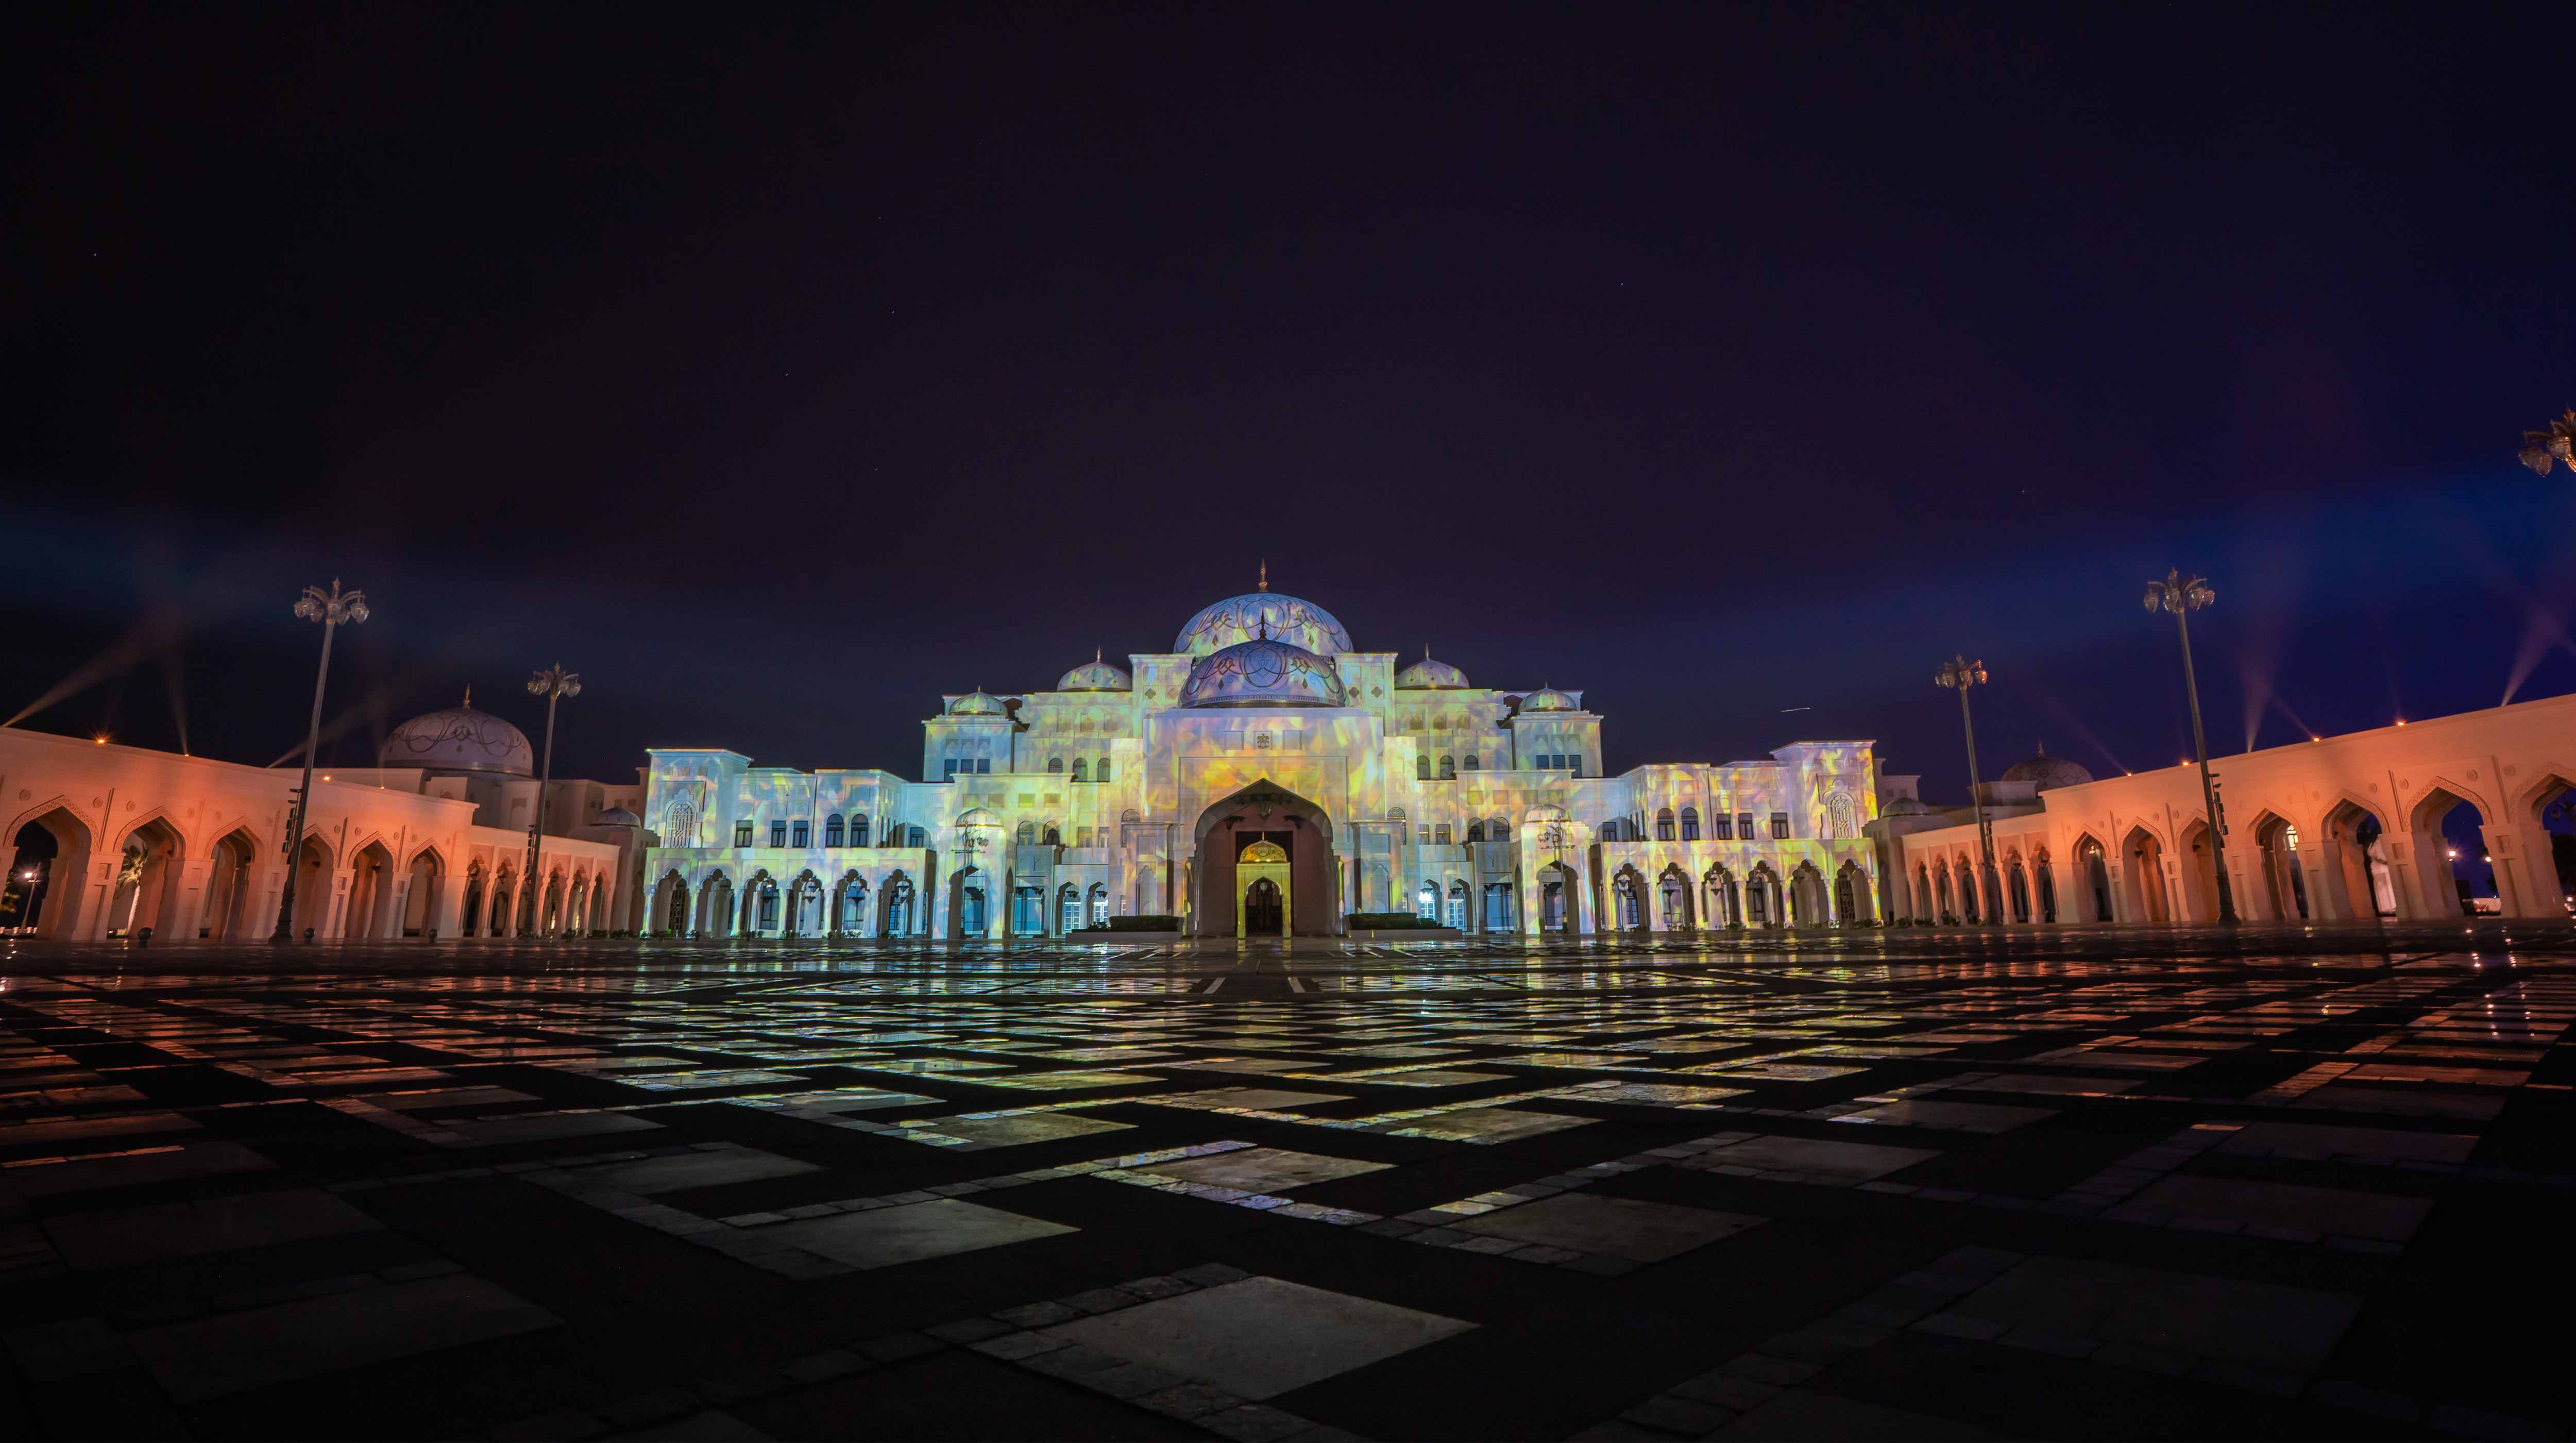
{"left": 1869, "top": 692, "right": 2576, "bottom": 927}
{"left": 0, "top": 701, "right": 645, "bottom": 942}
{"left": 640, "top": 585, "right": 1882, "bottom": 938}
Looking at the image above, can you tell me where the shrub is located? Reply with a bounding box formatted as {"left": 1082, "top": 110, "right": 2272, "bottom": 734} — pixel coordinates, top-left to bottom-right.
{"left": 1345, "top": 912, "right": 1443, "bottom": 928}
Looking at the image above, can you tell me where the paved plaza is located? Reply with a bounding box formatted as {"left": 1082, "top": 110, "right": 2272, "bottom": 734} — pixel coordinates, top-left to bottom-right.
{"left": 2, "top": 926, "right": 2571, "bottom": 1440}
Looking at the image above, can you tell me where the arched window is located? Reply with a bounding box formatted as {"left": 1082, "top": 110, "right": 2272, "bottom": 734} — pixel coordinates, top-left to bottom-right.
{"left": 824, "top": 814, "right": 844, "bottom": 848}
{"left": 1655, "top": 808, "right": 1676, "bottom": 841}
{"left": 1048, "top": 757, "right": 1063, "bottom": 773}
{"left": 1015, "top": 820, "right": 1036, "bottom": 844}
{"left": 1680, "top": 807, "right": 1700, "bottom": 841}
{"left": 907, "top": 825, "right": 926, "bottom": 847}
{"left": 1466, "top": 821, "right": 1485, "bottom": 843}
{"left": 1042, "top": 824, "right": 1061, "bottom": 846}
{"left": 665, "top": 802, "right": 697, "bottom": 847}
{"left": 1071, "top": 758, "right": 1088, "bottom": 782}
{"left": 853, "top": 815, "right": 870, "bottom": 847}
{"left": 1417, "top": 880, "right": 1440, "bottom": 920}
{"left": 1438, "top": 755, "right": 1456, "bottom": 780}
{"left": 1463, "top": 755, "right": 1480, "bottom": 770}
{"left": 1096, "top": 757, "right": 1111, "bottom": 782}
{"left": 1416, "top": 755, "right": 1431, "bottom": 781}
{"left": 1446, "top": 880, "right": 1468, "bottom": 929}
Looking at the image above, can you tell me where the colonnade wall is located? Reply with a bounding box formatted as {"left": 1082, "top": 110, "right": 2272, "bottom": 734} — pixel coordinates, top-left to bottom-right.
{"left": 1879, "top": 692, "right": 2576, "bottom": 927}
{"left": 1, "top": 728, "right": 627, "bottom": 942}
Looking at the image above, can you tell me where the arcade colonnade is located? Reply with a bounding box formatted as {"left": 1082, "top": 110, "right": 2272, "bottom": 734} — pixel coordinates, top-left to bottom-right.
{"left": 1, "top": 727, "right": 627, "bottom": 942}
{"left": 1877, "top": 693, "right": 2576, "bottom": 927}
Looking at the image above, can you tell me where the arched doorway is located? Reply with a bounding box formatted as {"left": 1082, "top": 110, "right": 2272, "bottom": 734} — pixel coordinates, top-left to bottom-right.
{"left": 2122, "top": 828, "right": 2170, "bottom": 925}
{"left": 2521, "top": 774, "right": 2576, "bottom": 917}
{"left": 1703, "top": 864, "right": 1739, "bottom": 928}
{"left": 880, "top": 872, "right": 916, "bottom": 936}
{"left": 1837, "top": 859, "right": 1873, "bottom": 925}
{"left": 1011, "top": 883, "right": 1045, "bottom": 936}
{"left": 1186, "top": 781, "right": 1338, "bottom": 937}
{"left": 2005, "top": 859, "right": 2030, "bottom": 923}
{"left": 653, "top": 871, "right": 687, "bottom": 935}
{"left": 2177, "top": 820, "right": 2219, "bottom": 922}
{"left": 836, "top": 874, "right": 870, "bottom": 934}
{"left": 2075, "top": 837, "right": 2112, "bottom": 921}
{"left": 109, "top": 817, "right": 187, "bottom": 938}
{"left": 401, "top": 848, "right": 445, "bottom": 936}
{"left": 950, "top": 869, "right": 988, "bottom": 937}
{"left": 1789, "top": 862, "right": 1828, "bottom": 927}
{"left": 2319, "top": 801, "right": 2395, "bottom": 921}
{"left": 1744, "top": 864, "right": 1781, "bottom": 926}
{"left": 2405, "top": 785, "right": 2488, "bottom": 918}
{"left": 2034, "top": 853, "right": 2058, "bottom": 923}
{"left": 1483, "top": 881, "right": 1515, "bottom": 931}
{"left": 199, "top": 827, "right": 260, "bottom": 939}
{"left": 6, "top": 809, "right": 92, "bottom": 936}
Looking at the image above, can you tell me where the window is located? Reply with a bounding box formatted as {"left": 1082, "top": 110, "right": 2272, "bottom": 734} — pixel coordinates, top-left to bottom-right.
{"left": 975, "top": 758, "right": 990, "bottom": 774}
{"left": 942, "top": 759, "right": 958, "bottom": 778}
{"left": 824, "top": 814, "right": 843, "bottom": 848}
{"left": 853, "top": 816, "right": 871, "bottom": 846}
{"left": 1438, "top": 754, "right": 1456, "bottom": 779}
{"left": 1048, "top": 757, "right": 1063, "bottom": 773}
{"left": 1417, "top": 880, "right": 1440, "bottom": 920}
{"left": 1435, "top": 824, "right": 1452, "bottom": 845}
{"left": 1681, "top": 806, "right": 1700, "bottom": 841}
{"left": 1466, "top": 821, "right": 1485, "bottom": 843}
{"left": 1463, "top": 755, "right": 1480, "bottom": 770}
{"left": 1416, "top": 755, "right": 1431, "bottom": 781}
{"left": 1043, "top": 825, "right": 1061, "bottom": 845}
{"left": 1016, "top": 820, "right": 1036, "bottom": 844}
{"left": 1655, "top": 808, "right": 1676, "bottom": 841}
{"left": 1445, "top": 882, "right": 1467, "bottom": 930}
{"left": 1096, "top": 757, "right": 1111, "bottom": 782}
{"left": 790, "top": 821, "right": 809, "bottom": 848}
{"left": 1737, "top": 813, "right": 1755, "bottom": 840}
{"left": 1569, "top": 758, "right": 1582, "bottom": 778}
{"left": 734, "top": 821, "right": 755, "bottom": 847}
{"left": 1770, "top": 812, "right": 1790, "bottom": 840}
{"left": 769, "top": 820, "right": 787, "bottom": 848}
{"left": 1713, "top": 813, "right": 1734, "bottom": 840}
{"left": 1071, "top": 758, "right": 1088, "bottom": 782}
{"left": 906, "top": 825, "right": 926, "bottom": 847}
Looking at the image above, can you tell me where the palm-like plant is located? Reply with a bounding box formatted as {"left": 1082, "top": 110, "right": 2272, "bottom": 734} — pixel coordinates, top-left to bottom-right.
{"left": 2523, "top": 409, "right": 2576, "bottom": 477}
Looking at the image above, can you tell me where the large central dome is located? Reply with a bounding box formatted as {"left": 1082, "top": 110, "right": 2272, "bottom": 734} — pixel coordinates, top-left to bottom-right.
{"left": 1174, "top": 589, "right": 1352, "bottom": 657}
{"left": 1178, "top": 639, "right": 1350, "bottom": 708}
{"left": 379, "top": 698, "right": 533, "bottom": 776}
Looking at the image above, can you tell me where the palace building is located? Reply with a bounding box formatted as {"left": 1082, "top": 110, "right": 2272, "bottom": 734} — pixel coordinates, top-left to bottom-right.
{"left": 639, "top": 582, "right": 1884, "bottom": 938}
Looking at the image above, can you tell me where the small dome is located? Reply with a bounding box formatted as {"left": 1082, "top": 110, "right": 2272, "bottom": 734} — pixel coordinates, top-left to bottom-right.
{"left": 1174, "top": 586, "right": 1353, "bottom": 657}
{"left": 1239, "top": 839, "right": 1288, "bottom": 863}
{"left": 1518, "top": 687, "right": 1578, "bottom": 713}
{"left": 1879, "top": 796, "right": 1931, "bottom": 817}
{"left": 950, "top": 690, "right": 1009, "bottom": 716}
{"left": 379, "top": 696, "right": 533, "bottom": 776}
{"left": 955, "top": 807, "right": 1003, "bottom": 828}
{"left": 1999, "top": 743, "right": 2094, "bottom": 792}
{"left": 1395, "top": 650, "right": 1470, "bottom": 690}
{"left": 1178, "top": 638, "right": 1349, "bottom": 709}
{"left": 1523, "top": 803, "right": 1569, "bottom": 824}
{"left": 595, "top": 806, "right": 642, "bottom": 827}
{"left": 1057, "top": 650, "right": 1131, "bottom": 692}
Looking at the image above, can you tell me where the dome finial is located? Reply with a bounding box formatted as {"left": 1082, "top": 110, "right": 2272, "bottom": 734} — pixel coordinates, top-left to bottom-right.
{"left": 462, "top": 684, "right": 472, "bottom": 709}
{"left": 1095, "top": 646, "right": 1103, "bottom": 663}
{"left": 1257, "top": 559, "right": 1267, "bottom": 592}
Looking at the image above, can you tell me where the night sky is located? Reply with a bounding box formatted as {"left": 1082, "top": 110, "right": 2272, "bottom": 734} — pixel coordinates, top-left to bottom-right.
{"left": 8, "top": 6, "right": 2573, "bottom": 835}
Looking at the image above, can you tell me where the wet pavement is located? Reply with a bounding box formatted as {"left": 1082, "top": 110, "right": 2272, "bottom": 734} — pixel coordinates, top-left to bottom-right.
{"left": 2, "top": 923, "right": 2571, "bottom": 1440}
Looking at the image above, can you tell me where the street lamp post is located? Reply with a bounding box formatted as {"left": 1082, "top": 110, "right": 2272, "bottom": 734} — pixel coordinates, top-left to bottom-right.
{"left": 2145, "top": 569, "right": 2238, "bottom": 925}
{"left": 2519, "top": 409, "right": 2575, "bottom": 477}
{"left": 1933, "top": 655, "right": 1996, "bottom": 921}
{"left": 520, "top": 664, "right": 581, "bottom": 937}
{"left": 271, "top": 580, "right": 368, "bottom": 942}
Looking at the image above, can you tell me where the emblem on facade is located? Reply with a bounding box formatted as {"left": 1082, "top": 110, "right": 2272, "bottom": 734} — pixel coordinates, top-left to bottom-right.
{"left": 1250, "top": 731, "right": 1274, "bottom": 750}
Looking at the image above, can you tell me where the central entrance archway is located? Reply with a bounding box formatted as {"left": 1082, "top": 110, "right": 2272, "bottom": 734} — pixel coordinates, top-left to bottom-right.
{"left": 1189, "top": 781, "right": 1339, "bottom": 937}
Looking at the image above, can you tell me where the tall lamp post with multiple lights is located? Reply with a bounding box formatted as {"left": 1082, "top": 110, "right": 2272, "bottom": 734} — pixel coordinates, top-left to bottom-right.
{"left": 271, "top": 580, "right": 369, "bottom": 942}
{"left": 2521, "top": 409, "right": 2576, "bottom": 477}
{"left": 2145, "top": 568, "right": 2238, "bottom": 925}
{"left": 519, "top": 664, "right": 581, "bottom": 937}
{"left": 1933, "top": 655, "right": 1996, "bottom": 921}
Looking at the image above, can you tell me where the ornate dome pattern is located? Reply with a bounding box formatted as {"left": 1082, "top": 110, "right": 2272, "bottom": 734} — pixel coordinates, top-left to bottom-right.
{"left": 1517, "top": 687, "right": 1578, "bottom": 712}
{"left": 1999, "top": 744, "right": 2094, "bottom": 792}
{"left": 1178, "top": 639, "right": 1349, "bottom": 709}
{"left": 1395, "top": 651, "right": 1470, "bottom": 690}
{"left": 1174, "top": 591, "right": 1353, "bottom": 657}
{"left": 954, "top": 807, "right": 1003, "bottom": 828}
{"left": 1057, "top": 650, "right": 1131, "bottom": 692}
{"left": 595, "top": 806, "right": 642, "bottom": 827}
{"left": 379, "top": 702, "right": 533, "bottom": 777}
{"left": 1879, "top": 795, "right": 1931, "bottom": 817}
{"left": 950, "top": 690, "right": 1009, "bottom": 716}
